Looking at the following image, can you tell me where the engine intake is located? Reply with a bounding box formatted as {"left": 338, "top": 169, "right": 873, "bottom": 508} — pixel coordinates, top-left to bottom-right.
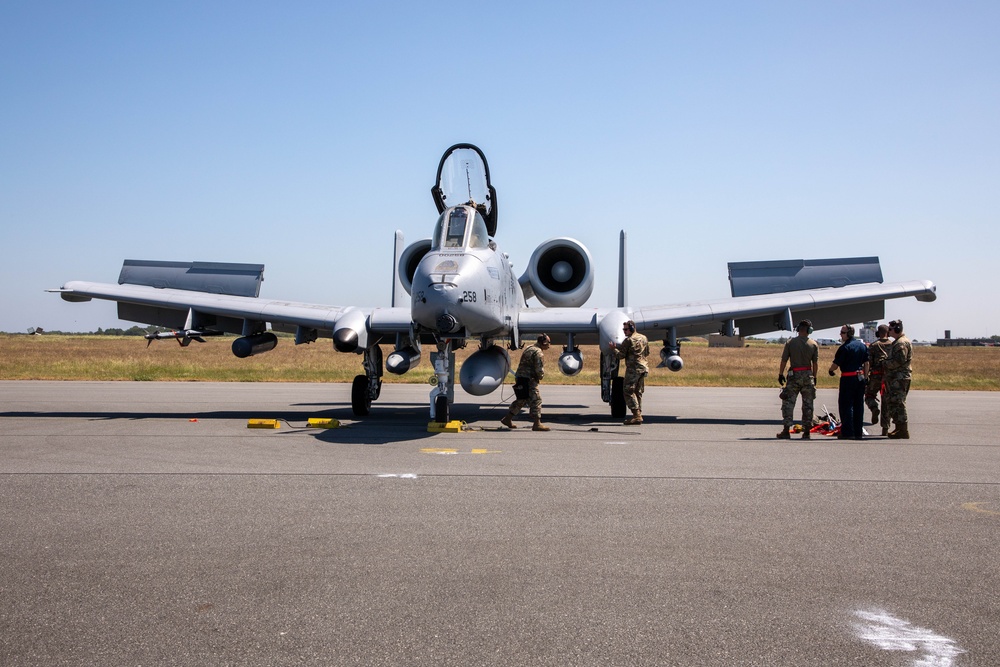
{"left": 397, "top": 239, "right": 433, "bottom": 296}
{"left": 520, "top": 237, "right": 594, "bottom": 308}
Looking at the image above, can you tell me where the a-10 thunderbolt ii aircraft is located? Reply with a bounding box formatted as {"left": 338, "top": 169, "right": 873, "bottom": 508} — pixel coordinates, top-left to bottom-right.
{"left": 51, "top": 143, "right": 937, "bottom": 423}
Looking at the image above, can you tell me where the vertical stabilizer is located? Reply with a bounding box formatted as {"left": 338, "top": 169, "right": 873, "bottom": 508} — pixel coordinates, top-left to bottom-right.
{"left": 392, "top": 231, "right": 406, "bottom": 308}
{"left": 617, "top": 230, "right": 628, "bottom": 308}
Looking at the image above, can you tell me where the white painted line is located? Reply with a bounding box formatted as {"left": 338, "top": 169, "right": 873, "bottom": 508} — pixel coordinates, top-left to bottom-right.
{"left": 854, "top": 609, "right": 966, "bottom": 666}
{"left": 376, "top": 473, "right": 418, "bottom": 479}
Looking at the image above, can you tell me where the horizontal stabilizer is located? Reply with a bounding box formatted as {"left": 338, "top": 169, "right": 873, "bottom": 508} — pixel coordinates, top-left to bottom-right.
{"left": 118, "top": 260, "right": 265, "bottom": 298}
{"left": 729, "top": 257, "right": 882, "bottom": 298}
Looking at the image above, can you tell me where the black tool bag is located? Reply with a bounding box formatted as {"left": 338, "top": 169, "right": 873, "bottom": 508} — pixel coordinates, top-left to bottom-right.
{"left": 513, "top": 378, "right": 530, "bottom": 400}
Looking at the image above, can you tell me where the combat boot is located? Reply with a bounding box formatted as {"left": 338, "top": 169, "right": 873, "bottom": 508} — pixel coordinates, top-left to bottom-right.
{"left": 624, "top": 411, "right": 643, "bottom": 425}
{"left": 887, "top": 424, "right": 909, "bottom": 439}
{"left": 881, "top": 427, "right": 889, "bottom": 436}
{"left": 801, "top": 429, "right": 810, "bottom": 440}
{"left": 532, "top": 419, "right": 550, "bottom": 432}
{"left": 776, "top": 427, "right": 791, "bottom": 439}
{"left": 871, "top": 407, "right": 880, "bottom": 424}
{"left": 500, "top": 414, "right": 517, "bottom": 429}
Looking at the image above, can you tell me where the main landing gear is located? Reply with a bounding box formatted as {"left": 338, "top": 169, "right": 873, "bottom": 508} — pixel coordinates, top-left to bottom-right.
{"left": 601, "top": 350, "right": 627, "bottom": 419}
{"left": 351, "top": 344, "right": 383, "bottom": 416}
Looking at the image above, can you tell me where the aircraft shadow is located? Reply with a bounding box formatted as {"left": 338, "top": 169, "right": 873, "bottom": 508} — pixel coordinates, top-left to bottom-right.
{"left": 0, "top": 405, "right": 782, "bottom": 445}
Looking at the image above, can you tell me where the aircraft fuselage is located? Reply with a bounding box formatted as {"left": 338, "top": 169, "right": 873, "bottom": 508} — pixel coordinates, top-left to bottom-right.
{"left": 410, "top": 205, "right": 522, "bottom": 339}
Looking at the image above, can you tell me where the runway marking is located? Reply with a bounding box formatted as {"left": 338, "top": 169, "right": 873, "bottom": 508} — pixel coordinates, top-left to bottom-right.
{"left": 962, "top": 501, "right": 1000, "bottom": 516}
{"left": 604, "top": 441, "right": 629, "bottom": 445}
{"left": 377, "top": 473, "right": 418, "bottom": 479}
{"left": 853, "top": 609, "right": 965, "bottom": 666}
{"left": 420, "top": 448, "right": 501, "bottom": 455}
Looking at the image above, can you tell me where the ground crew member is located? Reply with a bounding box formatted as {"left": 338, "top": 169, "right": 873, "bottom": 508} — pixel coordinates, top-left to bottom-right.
{"left": 607, "top": 320, "right": 650, "bottom": 425}
{"left": 865, "top": 324, "right": 892, "bottom": 435}
{"left": 829, "top": 324, "right": 870, "bottom": 440}
{"left": 884, "top": 319, "right": 913, "bottom": 439}
{"left": 502, "top": 334, "right": 551, "bottom": 431}
{"left": 777, "top": 320, "right": 819, "bottom": 439}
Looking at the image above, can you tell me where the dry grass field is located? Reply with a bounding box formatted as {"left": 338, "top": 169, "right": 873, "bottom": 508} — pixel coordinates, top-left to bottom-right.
{"left": 3, "top": 334, "right": 997, "bottom": 390}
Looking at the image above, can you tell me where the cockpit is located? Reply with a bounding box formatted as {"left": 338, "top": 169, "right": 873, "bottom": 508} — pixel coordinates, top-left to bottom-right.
{"left": 432, "top": 206, "right": 491, "bottom": 250}
{"left": 432, "top": 143, "right": 498, "bottom": 237}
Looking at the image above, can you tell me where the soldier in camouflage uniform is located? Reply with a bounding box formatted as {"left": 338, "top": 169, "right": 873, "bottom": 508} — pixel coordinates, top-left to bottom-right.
{"left": 608, "top": 320, "right": 650, "bottom": 425}
{"left": 502, "top": 334, "right": 551, "bottom": 432}
{"left": 865, "top": 323, "right": 892, "bottom": 436}
{"left": 777, "top": 320, "right": 819, "bottom": 439}
{"left": 884, "top": 319, "right": 913, "bottom": 439}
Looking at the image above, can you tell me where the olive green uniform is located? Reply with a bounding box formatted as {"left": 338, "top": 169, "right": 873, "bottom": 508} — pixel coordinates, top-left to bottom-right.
{"left": 885, "top": 334, "right": 912, "bottom": 428}
{"left": 865, "top": 336, "right": 891, "bottom": 431}
{"left": 508, "top": 344, "right": 545, "bottom": 419}
{"left": 780, "top": 336, "right": 818, "bottom": 429}
{"left": 615, "top": 332, "right": 650, "bottom": 413}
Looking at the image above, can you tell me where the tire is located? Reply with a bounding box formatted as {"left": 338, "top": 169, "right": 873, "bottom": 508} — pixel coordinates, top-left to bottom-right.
{"left": 611, "top": 377, "right": 627, "bottom": 418}
{"left": 434, "top": 394, "right": 449, "bottom": 423}
{"left": 352, "top": 375, "right": 371, "bottom": 416}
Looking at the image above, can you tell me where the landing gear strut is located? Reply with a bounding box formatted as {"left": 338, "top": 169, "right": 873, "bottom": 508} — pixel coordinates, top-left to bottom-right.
{"left": 351, "top": 344, "right": 383, "bottom": 416}
{"left": 430, "top": 340, "right": 456, "bottom": 423}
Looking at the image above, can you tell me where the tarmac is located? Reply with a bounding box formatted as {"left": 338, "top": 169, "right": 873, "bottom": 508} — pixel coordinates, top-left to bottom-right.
{"left": 1, "top": 380, "right": 998, "bottom": 666}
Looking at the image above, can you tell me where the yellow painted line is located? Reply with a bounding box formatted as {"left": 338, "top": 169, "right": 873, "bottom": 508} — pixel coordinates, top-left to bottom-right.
{"left": 961, "top": 502, "right": 1000, "bottom": 516}
{"left": 420, "top": 448, "right": 501, "bottom": 455}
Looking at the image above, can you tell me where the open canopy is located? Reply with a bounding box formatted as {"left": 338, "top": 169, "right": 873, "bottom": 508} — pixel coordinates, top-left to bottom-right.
{"left": 431, "top": 143, "right": 498, "bottom": 236}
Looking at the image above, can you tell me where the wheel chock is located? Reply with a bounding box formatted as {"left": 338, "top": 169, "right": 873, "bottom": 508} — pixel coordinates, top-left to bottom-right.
{"left": 307, "top": 418, "right": 340, "bottom": 429}
{"left": 427, "top": 420, "right": 464, "bottom": 433}
{"left": 247, "top": 419, "right": 280, "bottom": 429}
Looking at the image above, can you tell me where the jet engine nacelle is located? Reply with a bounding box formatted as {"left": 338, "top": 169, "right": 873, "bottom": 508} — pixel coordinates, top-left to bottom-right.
{"left": 232, "top": 332, "right": 278, "bottom": 358}
{"left": 660, "top": 348, "right": 684, "bottom": 372}
{"left": 386, "top": 346, "right": 421, "bottom": 375}
{"left": 558, "top": 349, "right": 584, "bottom": 376}
{"left": 398, "top": 239, "right": 433, "bottom": 295}
{"left": 459, "top": 345, "right": 510, "bottom": 396}
{"left": 521, "top": 237, "right": 594, "bottom": 308}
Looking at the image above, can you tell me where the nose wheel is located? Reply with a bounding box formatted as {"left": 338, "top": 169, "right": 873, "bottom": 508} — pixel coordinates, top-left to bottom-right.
{"left": 429, "top": 340, "right": 456, "bottom": 423}
{"left": 434, "top": 394, "right": 449, "bottom": 423}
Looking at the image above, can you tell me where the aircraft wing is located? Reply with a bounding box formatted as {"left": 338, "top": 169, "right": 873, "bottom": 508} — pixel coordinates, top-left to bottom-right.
{"left": 517, "top": 279, "right": 936, "bottom": 342}
{"left": 631, "top": 279, "right": 937, "bottom": 338}
{"left": 50, "top": 278, "right": 411, "bottom": 341}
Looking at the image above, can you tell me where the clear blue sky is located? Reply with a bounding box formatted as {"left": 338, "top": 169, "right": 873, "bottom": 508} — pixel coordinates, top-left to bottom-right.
{"left": 3, "top": 1, "right": 997, "bottom": 341}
